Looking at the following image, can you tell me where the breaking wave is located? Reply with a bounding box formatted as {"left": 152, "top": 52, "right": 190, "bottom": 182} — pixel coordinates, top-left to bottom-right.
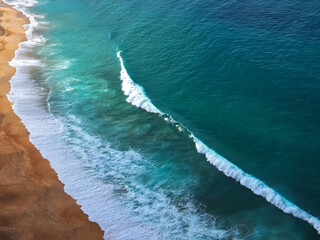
{"left": 117, "top": 51, "right": 320, "bottom": 235}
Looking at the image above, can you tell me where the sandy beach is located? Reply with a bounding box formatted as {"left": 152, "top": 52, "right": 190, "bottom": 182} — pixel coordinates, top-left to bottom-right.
{"left": 0, "top": 1, "right": 104, "bottom": 239}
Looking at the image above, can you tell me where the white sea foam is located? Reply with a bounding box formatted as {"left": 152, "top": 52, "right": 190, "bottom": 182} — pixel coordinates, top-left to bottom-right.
{"left": 62, "top": 118, "right": 240, "bottom": 240}
{"left": 192, "top": 135, "right": 320, "bottom": 234}
{"left": 3, "top": 1, "right": 159, "bottom": 239}
{"left": 10, "top": 57, "right": 44, "bottom": 66}
{"left": 116, "top": 51, "right": 320, "bottom": 235}
{"left": 117, "top": 51, "right": 162, "bottom": 114}
{"left": 8, "top": 0, "right": 37, "bottom": 7}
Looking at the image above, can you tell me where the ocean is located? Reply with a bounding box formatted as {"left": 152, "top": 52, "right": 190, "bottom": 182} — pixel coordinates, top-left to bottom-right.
{"left": 5, "top": 0, "right": 320, "bottom": 239}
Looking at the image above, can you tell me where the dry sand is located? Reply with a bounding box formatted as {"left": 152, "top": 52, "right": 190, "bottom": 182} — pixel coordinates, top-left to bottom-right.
{"left": 0, "top": 1, "right": 104, "bottom": 239}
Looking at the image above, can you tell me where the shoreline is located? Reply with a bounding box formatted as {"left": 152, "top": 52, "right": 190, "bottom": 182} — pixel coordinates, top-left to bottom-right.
{"left": 0, "top": 1, "right": 104, "bottom": 239}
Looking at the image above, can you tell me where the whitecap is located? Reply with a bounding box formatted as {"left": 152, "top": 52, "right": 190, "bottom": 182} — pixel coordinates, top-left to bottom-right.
{"left": 116, "top": 51, "right": 320, "bottom": 235}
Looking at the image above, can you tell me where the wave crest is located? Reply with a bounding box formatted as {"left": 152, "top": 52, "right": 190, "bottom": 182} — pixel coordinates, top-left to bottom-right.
{"left": 117, "top": 51, "right": 320, "bottom": 235}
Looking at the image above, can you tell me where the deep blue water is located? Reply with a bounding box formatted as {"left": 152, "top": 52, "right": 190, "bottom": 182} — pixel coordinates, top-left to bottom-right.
{"left": 7, "top": 0, "right": 320, "bottom": 239}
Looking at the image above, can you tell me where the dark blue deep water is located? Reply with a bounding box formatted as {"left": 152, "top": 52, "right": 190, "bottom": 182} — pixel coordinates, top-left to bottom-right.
{"left": 7, "top": 0, "right": 320, "bottom": 239}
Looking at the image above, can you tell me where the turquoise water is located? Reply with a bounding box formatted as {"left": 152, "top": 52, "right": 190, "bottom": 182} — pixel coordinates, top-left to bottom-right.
{"left": 7, "top": 0, "right": 320, "bottom": 239}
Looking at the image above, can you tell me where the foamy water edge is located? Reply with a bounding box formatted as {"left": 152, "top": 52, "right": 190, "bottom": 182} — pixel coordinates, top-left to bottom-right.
{"left": 3, "top": 1, "right": 160, "bottom": 239}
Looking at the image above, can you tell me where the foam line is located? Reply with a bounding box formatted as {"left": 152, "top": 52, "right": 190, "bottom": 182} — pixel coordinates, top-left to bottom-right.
{"left": 117, "top": 51, "right": 162, "bottom": 114}
{"left": 117, "top": 51, "right": 320, "bottom": 235}
{"left": 192, "top": 135, "right": 320, "bottom": 234}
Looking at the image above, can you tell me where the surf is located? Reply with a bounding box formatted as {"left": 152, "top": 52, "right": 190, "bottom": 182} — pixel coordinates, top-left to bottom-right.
{"left": 4, "top": 1, "right": 244, "bottom": 237}
{"left": 117, "top": 50, "right": 320, "bottom": 235}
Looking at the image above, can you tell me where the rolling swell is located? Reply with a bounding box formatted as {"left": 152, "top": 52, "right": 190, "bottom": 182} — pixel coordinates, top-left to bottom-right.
{"left": 117, "top": 51, "right": 320, "bottom": 235}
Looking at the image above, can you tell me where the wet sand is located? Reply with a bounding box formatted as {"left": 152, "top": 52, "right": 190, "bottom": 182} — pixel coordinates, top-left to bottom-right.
{"left": 0, "top": 1, "right": 104, "bottom": 239}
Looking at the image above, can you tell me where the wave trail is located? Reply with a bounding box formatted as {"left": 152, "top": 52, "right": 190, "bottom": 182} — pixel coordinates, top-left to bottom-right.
{"left": 117, "top": 51, "right": 320, "bottom": 235}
